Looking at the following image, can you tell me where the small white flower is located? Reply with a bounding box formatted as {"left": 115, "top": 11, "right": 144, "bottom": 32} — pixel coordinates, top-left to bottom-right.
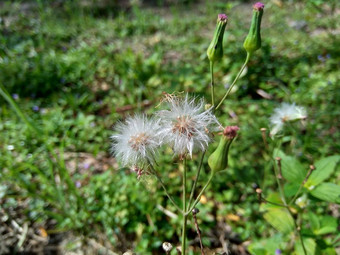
{"left": 111, "top": 115, "right": 161, "bottom": 167}
{"left": 270, "top": 103, "right": 307, "bottom": 136}
{"left": 157, "top": 95, "right": 220, "bottom": 157}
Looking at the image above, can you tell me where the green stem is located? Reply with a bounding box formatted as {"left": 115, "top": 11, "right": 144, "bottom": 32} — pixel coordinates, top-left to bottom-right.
{"left": 187, "top": 172, "right": 214, "bottom": 216}
{"left": 261, "top": 197, "right": 286, "bottom": 208}
{"left": 273, "top": 155, "right": 306, "bottom": 255}
{"left": 288, "top": 166, "right": 313, "bottom": 206}
{"left": 288, "top": 182, "right": 304, "bottom": 207}
{"left": 216, "top": 53, "right": 251, "bottom": 110}
{"left": 188, "top": 152, "right": 205, "bottom": 209}
{"left": 181, "top": 158, "right": 188, "bottom": 255}
{"left": 210, "top": 61, "right": 215, "bottom": 107}
{"left": 148, "top": 163, "right": 182, "bottom": 213}
{"left": 298, "top": 212, "right": 307, "bottom": 255}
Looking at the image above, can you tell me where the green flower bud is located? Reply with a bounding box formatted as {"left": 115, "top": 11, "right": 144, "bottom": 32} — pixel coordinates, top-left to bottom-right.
{"left": 243, "top": 2, "right": 264, "bottom": 55}
{"left": 207, "top": 14, "right": 228, "bottom": 63}
{"left": 208, "top": 126, "right": 239, "bottom": 173}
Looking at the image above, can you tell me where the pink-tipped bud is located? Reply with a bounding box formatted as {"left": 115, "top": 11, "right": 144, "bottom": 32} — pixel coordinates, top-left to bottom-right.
{"left": 253, "top": 2, "right": 265, "bottom": 11}
{"left": 208, "top": 126, "right": 240, "bottom": 173}
{"left": 243, "top": 2, "right": 265, "bottom": 55}
{"left": 207, "top": 14, "right": 228, "bottom": 63}
{"left": 218, "top": 13, "right": 228, "bottom": 22}
{"left": 223, "top": 126, "right": 240, "bottom": 139}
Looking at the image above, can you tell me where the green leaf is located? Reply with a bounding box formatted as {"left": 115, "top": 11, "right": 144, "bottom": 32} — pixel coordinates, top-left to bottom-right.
{"left": 305, "top": 155, "right": 340, "bottom": 189}
{"left": 263, "top": 208, "right": 294, "bottom": 234}
{"left": 248, "top": 234, "right": 284, "bottom": 255}
{"left": 260, "top": 192, "right": 285, "bottom": 211}
{"left": 320, "top": 247, "right": 336, "bottom": 255}
{"left": 307, "top": 212, "right": 320, "bottom": 233}
{"left": 274, "top": 150, "right": 307, "bottom": 184}
{"left": 295, "top": 237, "right": 316, "bottom": 255}
{"left": 315, "top": 216, "right": 337, "bottom": 235}
{"left": 284, "top": 182, "right": 301, "bottom": 197}
{"left": 247, "top": 246, "right": 267, "bottom": 255}
{"left": 310, "top": 183, "right": 340, "bottom": 203}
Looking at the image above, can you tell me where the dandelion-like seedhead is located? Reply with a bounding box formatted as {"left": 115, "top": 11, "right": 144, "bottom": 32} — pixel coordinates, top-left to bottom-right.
{"left": 111, "top": 115, "right": 161, "bottom": 167}
{"left": 270, "top": 103, "right": 307, "bottom": 136}
{"left": 157, "top": 95, "right": 221, "bottom": 157}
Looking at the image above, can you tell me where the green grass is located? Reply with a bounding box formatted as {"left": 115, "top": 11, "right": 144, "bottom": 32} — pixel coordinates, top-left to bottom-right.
{"left": 0, "top": 0, "right": 339, "bottom": 254}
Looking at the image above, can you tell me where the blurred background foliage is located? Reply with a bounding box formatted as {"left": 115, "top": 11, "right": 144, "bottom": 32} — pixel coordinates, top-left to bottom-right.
{"left": 0, "top": 0, "right": 339, "bottom": 254}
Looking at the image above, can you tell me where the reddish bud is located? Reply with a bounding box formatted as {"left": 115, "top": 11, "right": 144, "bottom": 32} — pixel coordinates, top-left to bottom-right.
{"left": 253, "top": 2, "right": 265, "bottom": 11}
{"left": 218, "top": 13, "right": 228, "bottom": 22}
{"left": 223, "top": 126, "right": 240, "bottom": 139}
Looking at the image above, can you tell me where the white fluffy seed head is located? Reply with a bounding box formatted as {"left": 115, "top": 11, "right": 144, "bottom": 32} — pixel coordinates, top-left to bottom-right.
{"left": 157, "top": 94, "right": 221, "bottom": 157}
{"left": 111, "top": 115, "right": 161, "bottom": 167}
{"left": 270, "top": 102, "right": 307, "bottom": 136}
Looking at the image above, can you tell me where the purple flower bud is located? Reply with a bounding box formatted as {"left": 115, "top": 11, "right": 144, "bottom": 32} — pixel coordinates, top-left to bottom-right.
{"left": 253, "top": 2, "right": 265, "bottom": 11}
{"left": 218, "top": 14, "right": 228, "bottom": 22}
{"left": 244, "top": 2, "right": 265, "bottom": 55}
{"left": 317, "top": 55, "right": 324, "bottom": 61}
{"left": 208, "top": 126, "right": 240, "bottom": 173}
{"left": 275, "top": 249, "right": 282, "bottom": 255}
{"left": 12, "top": 94, "right": 19, "bottom": 100}
{"left": 207, "top": 13, "right": 228, "bottom": 63}
{"left": 75, "top": 181, "right": 81, "bottom": 188}
{"left": 223, "top": 125, "right": 240, "bottom": 139}
{"left": 32, "top": 105, "right": 40, "bottom": 112}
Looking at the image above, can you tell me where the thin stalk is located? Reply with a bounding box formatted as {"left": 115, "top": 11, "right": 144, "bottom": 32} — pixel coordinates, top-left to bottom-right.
{"left": 216, "top": 53, "right": 251, "bottom": 110}
{"left": 288, "top": 166, "right": 314, "bottom": 206}
{"left": 181, "top": 158, "right": 188, "bottom": 255}
{"left": 193, "top": 210, "right": 205, "bottom": 255}
{"left": 297, "top": 212, "right": 307, "bottom": 255}
{"left": 148, "top": 162, "right": 182, "bottom": 213}
{"left": 187, "top": 172, "right": 214, "bottom": 215}
{"left": 260, "top": 197, "right": 287, "bottom": 208}
{"left": 188, "top": 152, "right": 205, "bottom": 209}
{"left": 210, "top": 61, "right": 215, "bottom": 107}
{"left": 273, "top": 159, "right": 307, "bottom": 255}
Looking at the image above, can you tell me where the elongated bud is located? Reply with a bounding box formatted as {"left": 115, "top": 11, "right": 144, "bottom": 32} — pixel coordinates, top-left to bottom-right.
{"left": 207, "top": 14, "right": 228, "bottom": 63}
{"left": 243, "top": 2, "right": 264, "bottom": 55}
{"left": 208, "top": 126, "right": 239, "bottom": 173}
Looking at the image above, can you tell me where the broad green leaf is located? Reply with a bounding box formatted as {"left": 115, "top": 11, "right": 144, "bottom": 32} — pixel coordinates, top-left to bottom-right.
{"left": 307, "top": 212, "right": 320, "bottom": 233}
{"left": 305, "top": 155, "right": 340, "bottom": 189}
{"left": 263, "top": 208, "right": 294, "bottom": 234}
{"left": 260, "top": 192, "right": 285, "bottom": 211}
{"left": 274, "top": 150, "right": 307, "bottom": 184}
{"left": 315, "top": 216, "right": 337, "bottom": 235}
{"left": 284, "top": 182, "right": 301, "bottom": 197}
{"left": 294, "top": 237, "right": 316, "bottom": 255}
{"left": 310, "top": 183, "right": 340, "bottom": 203}
{"left": 320, "top": 247, "right": 336, "bottom": 255}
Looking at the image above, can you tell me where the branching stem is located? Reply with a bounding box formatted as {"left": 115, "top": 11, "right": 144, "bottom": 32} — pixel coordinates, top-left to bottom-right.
{"left": 188, "top": 152, "right": 205, "bottom": 209}
{"left": 216, "top": 53, "right": 251, "bottom": 110}
{"left": 187, "top": 173, "right": 214, "bottom": 216}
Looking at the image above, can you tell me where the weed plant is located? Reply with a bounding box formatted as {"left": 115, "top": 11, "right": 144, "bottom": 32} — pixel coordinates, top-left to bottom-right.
{"left": 0, "top": 0, "right": 339, "bottom": 254}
